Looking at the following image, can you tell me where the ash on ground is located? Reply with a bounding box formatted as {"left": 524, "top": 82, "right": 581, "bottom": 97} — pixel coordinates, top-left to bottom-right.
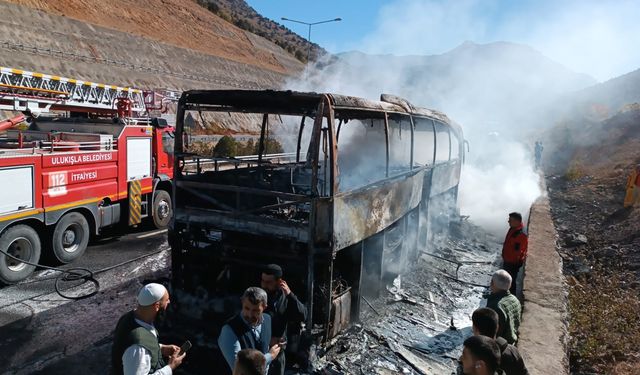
{"left": 315, "top": 219, "right": 501, "bottom": 375}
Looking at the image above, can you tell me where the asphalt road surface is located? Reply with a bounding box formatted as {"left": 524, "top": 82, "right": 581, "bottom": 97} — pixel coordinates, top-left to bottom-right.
{"left": 0, "top": 222, "right": 170, "bottom": 374}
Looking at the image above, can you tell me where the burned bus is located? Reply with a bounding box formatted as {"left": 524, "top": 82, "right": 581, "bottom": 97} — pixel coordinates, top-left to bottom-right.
{"left": 169, "top": 90, "right": 463, "bottom": 343}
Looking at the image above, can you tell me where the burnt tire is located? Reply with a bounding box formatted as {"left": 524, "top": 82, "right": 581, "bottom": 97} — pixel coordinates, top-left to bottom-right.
{"left": 52, "top": 212, "right": 90, "bottom": 264}
{"left": 152, "top": 190, "right": 172, "bottom": 229}
{"left": 0, "top": 225, "right": 42, "bottom": 285}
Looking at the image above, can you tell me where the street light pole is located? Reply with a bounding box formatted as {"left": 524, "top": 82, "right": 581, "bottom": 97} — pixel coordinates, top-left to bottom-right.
{"left": 307, "top": 24, "right": 312, "bottom": 62}
{"left": 281, "top": 17, "right": 342, "bottom": 62}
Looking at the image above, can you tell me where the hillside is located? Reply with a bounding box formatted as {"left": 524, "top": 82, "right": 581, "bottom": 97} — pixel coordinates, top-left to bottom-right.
{"left": 196, "top": 0, "right": 326, "bottom": 62}
{"left": 564, "top": 68, "right": 640, "bottom": 118}
{"left": 543, "top": 105, "right": 640, "bottom": 374}
{"left": 4, "top": 0, "right": 303, "bottom": 75}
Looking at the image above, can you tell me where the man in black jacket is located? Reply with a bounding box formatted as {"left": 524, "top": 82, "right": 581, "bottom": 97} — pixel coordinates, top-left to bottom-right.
{"left": 260, "top": 264, "right": 307, "bottom": 375}
{"left": 471, "top": 308, "right": 529, "bottom": 375}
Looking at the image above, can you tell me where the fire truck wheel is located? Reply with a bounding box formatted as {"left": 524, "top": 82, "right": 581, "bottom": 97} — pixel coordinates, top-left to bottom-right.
{"left": 0, "top": 225, "right": 42, "bottom": 285}
{"left": 52, "top": 212, "right": 90, "bottom": 264}
{"left": 152, "top": 190, "right": 172, "bottom": 229}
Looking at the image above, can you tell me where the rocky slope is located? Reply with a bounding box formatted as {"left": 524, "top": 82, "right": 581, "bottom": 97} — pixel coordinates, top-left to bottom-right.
{"left": 0, "top": 0, "right": 303, "bottom": 96}
{"left": 543, "top": 104, "right": 640, "bottom": 374}
{"left": 5, "top": 0, "right": 302, "bottom": 75}
{"left": 197, "top": 0, "right": 326, "bottom": 62}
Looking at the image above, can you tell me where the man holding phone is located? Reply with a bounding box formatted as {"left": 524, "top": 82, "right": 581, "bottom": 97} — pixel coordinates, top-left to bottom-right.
{"left": 260, "top": 264, "right": 307, "bottom": 375}
{"left": 111, "top": 283, "right": 186, "bottom": 375}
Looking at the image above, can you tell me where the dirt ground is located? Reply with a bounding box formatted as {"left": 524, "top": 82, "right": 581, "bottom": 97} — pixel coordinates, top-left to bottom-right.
{"left": 538, "top": 103, "right": 640, "bottom": 374}
{"left": 547, "top": 172, "right": 640, "bottom": 374}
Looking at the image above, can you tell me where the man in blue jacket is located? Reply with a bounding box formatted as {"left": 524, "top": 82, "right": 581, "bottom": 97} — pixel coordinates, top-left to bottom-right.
{"left": 219, "top": 287, "right": 282, "bottom": 372}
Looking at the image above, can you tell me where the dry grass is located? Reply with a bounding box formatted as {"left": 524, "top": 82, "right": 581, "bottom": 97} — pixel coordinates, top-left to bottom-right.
{"left": 569, "top": 267, "right": 640, "bottom": 374}
{"left": 565, "top": 160, "right": 586, "bottom": 181}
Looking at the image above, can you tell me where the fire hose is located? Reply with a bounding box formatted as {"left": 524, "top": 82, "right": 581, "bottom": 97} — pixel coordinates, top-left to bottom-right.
{"left": 0, "top": 246, "right": 165, "bottom": 300}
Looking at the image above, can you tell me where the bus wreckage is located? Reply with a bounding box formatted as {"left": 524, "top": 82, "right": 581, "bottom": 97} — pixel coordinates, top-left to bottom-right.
{"left": 169, "top": 90, "right": 464, "bottom": 359}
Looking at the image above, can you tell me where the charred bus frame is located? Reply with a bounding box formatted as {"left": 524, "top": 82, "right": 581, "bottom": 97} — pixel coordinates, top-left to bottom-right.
{"left": 170, "top": 90, "right": 463, "bottom": 342}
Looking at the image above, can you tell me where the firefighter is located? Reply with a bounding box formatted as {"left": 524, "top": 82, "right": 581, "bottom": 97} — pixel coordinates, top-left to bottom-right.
{"left": 624, "top": 164, "right": 640, "bottom": 208}
{"left": 111, "top": 283, "right": 185, "bottom": 375}
{"left": 502, "top": 212, "right": 528, "bottom": 295}
{"left": 260, "top": 264, "right": 307, "bottom": 375}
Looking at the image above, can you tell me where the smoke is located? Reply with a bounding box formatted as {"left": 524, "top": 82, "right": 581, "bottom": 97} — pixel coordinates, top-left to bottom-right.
{"left": 341, "top": 0, "right": 640, "bottom": 82}
{"left": 283, "top": 13, "right": 566, "bottom": 236}
{"left": 281, "top": 0, "right": 639, "bottom": 235}
{"left": 458, "top": 134, "right": 542, "bottom": 235}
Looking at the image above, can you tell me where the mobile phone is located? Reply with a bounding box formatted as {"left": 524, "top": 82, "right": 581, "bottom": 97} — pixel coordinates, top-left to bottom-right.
{"left": 278, "top": 338, "right": 287, "bottom": 349}
{"left": 178, "top": 340, "right": 192, "bottom": 355}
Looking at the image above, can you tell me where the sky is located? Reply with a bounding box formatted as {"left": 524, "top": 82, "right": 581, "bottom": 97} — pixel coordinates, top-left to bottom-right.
{"left": 246, "top": 0, "right": 640, "bottom": 82}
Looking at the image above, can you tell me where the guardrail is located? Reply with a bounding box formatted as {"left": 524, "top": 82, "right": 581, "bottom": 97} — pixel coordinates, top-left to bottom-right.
{"left": 182, "top": 152, "right": 304, "bottom": 173}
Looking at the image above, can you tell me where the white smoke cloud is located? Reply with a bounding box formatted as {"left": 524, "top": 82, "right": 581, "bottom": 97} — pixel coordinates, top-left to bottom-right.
{"left": 458, "top": 135, "right": 542, "bottom": 236}
{"left": 347, "top": 0, "right": 640, "bottom": 82}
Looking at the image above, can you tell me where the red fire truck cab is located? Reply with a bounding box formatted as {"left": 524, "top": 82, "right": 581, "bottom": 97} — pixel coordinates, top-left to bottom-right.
{"left": 0, "top": 116, "right": 174, "bottom": 284}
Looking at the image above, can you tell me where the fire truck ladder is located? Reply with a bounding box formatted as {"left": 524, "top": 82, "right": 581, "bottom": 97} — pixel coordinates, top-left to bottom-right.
{"left": 0, "top": 66, "right": 146, "bottom": 115}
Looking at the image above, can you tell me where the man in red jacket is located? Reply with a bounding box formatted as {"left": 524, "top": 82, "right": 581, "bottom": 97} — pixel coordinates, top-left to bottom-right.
{"left": 502, "top": 212, "right": 528, "bottom": 295}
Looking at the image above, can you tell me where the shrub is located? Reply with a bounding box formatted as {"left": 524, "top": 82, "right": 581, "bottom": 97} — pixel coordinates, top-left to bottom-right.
{"left": 566, "top": 160, "right": 585, "bottom": 181}
{"left": 188, "top": 140, "right": 215, "bottom": 155}
{"left": 237, "top": 138, "right": 255, "bottom": 156}
{"left": 212, "top": 136, "right": 238, "bottom": 157}
{"left": 261, "top": 138, "right": 284, "bottom": 154}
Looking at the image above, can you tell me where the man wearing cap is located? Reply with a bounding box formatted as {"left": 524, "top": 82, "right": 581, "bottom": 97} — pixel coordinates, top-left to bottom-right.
{"left": 260, "top": 264, "right": 307, "bottom": 375}
{"left": 219, "top": 287, "right": 282, "bottom": 373}
{"left": 111, "top": 283, "right": 185, "bottom": 375}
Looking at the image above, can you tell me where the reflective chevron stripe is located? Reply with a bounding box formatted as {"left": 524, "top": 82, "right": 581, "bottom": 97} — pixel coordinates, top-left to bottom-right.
{"left": 128, "top": 180, "right": 142, "bottom": 226}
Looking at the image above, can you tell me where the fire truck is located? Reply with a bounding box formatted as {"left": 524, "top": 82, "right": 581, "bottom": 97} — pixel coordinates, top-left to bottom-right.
{"left": 0, "top": 67, "right": 178, "bottom": 284}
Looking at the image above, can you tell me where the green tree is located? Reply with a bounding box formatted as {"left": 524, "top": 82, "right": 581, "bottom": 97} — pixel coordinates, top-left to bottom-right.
{"left": 207, "top": 3, "right": 220, "bottom": 13}
{"left": 238, "top": 138, "right": 256, "bottom": 156}
{"left": 261, "top": 138, "right": 284, "bottom": 154}
{"left": 294, "top": 50, "right": 306, "bottom": 62}
{"left": 212, "top": 136, "right": 238, "bottom": 157}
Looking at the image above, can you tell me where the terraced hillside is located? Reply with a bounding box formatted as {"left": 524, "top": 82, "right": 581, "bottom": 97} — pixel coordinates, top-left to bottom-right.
{"left": 0, "top": 0, "right": 303, "bottom": 92}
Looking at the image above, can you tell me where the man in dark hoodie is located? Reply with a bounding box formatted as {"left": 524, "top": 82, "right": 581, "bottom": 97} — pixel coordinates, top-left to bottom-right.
{"left": 260, "top": 264, "right": 307, "bottom": 375}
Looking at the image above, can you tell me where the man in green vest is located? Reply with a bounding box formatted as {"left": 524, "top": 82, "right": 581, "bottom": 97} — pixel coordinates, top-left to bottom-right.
{"left": 111, "top": 283, "right": 186, "bottom": 375}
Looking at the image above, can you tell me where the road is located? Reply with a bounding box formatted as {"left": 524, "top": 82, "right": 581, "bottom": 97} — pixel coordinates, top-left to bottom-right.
{"left": 0, "top": 223, "right": 170, "bottom": 375}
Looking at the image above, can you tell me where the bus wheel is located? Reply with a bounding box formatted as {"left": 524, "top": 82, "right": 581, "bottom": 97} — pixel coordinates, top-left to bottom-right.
{"left": 152, "top": 190, "right": 172, "bottom": 229}
{"left": 52, "top": 212, "right": 90, "bottom": 264}
{"left": 0, "top": 225, "right": 42, "bottom": 284}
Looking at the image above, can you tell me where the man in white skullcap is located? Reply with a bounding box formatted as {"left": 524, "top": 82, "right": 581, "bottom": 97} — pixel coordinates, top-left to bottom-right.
{"left": 111, "top": 283, "right": 186, "bottom": 375}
